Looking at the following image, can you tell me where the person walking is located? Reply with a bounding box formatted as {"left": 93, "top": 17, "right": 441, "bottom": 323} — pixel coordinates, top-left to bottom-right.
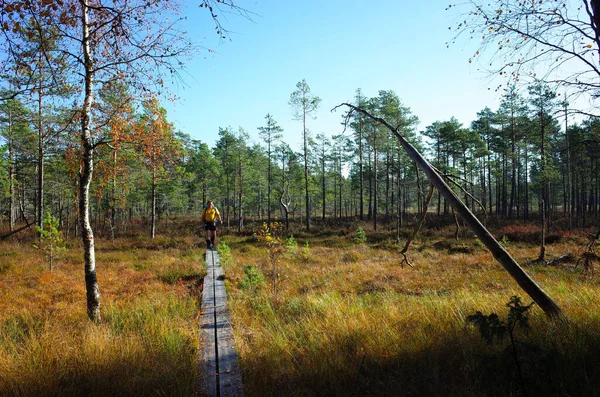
{"left": 201, "top": 200, "right": 223, "bottom": 250}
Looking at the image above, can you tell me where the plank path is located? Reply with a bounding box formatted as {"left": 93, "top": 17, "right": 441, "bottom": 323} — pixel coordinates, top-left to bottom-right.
{"left": 198, "top": 249, "right": 244, "bottom": 397}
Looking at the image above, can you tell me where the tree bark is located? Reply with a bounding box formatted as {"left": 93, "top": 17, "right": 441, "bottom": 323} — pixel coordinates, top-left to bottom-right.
{"left": 359, "top": 124, "right": 364, "bottom": 220}
{"left": 303, "top": 109, "right": 310, "bottom": 231}
{"left": 36, "top": 52, "right": 44, "bottom": 231}
{"left": 338, "top": 103, "right": 563, "bottom": 319}
{"left": 8, "top": 112, "right": 15, "bottom": 231}
{"left": 151, "top": 164, "right": 156, "bottom": 239}
{"left": 80, "top": 0, "right": 101, "bottom": 322}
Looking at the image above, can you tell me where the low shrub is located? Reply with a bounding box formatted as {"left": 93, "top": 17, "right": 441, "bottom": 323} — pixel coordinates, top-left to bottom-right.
{"left": 495, "top": 223, "right": 562, "bottom": 244}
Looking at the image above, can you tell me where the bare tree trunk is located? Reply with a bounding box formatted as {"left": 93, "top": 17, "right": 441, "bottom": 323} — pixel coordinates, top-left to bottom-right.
{"left": 339, "top": 153, "right": 343, "bottom": 219}
{"left": 509, "top": 112, "right": 517, "bottom": 218}
{"left": 373, "top": 127, "right": 378, "bottom": 231}
{"left": 322, "top": 151, "right": 326, "bottom": 221}
{"left": 267, "top": 142, "right": 271, "bottom": 229}
{"left": 487, "top": 142, "right": 493, "bottom": 215}
{"left": 538, "top": 199, "right": 546, "bottom": 262}
{"left": 396, "top": 164, "right": 402, "bottom": 241}
{"left": 8, "top": 116, "right": 15, "bottom": 231}
{"left": 281, "top": 182, "right": 291, "bottom": 231}
{"left": 359, "top": 126, "right": 364, "bottom": 220}
{"left": 238, "top": 155, "right": 243, "bottom": 232}
{"left": 37, "top": 64, "right": 44, "bottom": 230}
{"left": 303, "top": 111, "right": 310, "bottom": 231}
{"left": 111, "top": 148, "right": 117, "bottom": 240}
{"left": 151, "top": 165, "right": 156, "bottom": 239}
{"left": 338, "top": 103, "right": 563, "bottom": 319}
{"left": 80, "top": 1, "right": 101, "bottom": 322}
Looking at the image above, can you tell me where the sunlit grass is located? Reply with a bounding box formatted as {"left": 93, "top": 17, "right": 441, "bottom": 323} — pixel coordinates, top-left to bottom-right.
{"left": 221, "top": 225, "right": 600, "bottom": 396}
{"left": 0, "top": 227, "right": 205, "bottom": 396}
{"left": 3, "top": 218, "right": 600, "bottom": 396}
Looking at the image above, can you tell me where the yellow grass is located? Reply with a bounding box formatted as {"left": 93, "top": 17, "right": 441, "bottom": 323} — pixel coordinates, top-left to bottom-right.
{"left": 0, "top": 231, "right": 204, "bottom": 396}
{"left": 221, "top": 226, "right": 600, "bottom": 396}
{"left": 2, "top": 219, "right": 600, "bottom": 396}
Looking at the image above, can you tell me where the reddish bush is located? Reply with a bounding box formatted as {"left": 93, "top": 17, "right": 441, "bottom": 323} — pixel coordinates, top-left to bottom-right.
{"left": 495, "top": 223, "right": 562, "bottom": 244}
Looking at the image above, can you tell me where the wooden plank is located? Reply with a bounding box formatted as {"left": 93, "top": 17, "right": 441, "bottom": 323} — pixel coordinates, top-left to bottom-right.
{"left": 216, "top": 309, "right": 244, "bottom": 396}
{"left": 198, "top": 249, "right": 244, "bottom": 397}
{"left": 198, "top": 260, "right": 217, "bottom": 397}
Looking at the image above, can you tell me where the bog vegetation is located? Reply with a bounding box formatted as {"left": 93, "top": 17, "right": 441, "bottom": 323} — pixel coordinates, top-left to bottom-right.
{"left": 2, "top": 216, "right": 600, "bottom": 396}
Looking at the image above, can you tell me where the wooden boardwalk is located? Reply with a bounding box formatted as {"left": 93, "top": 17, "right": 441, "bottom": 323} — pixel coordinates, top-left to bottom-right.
{"left": 198, "top": 249, "right": 244, "bottom": 397}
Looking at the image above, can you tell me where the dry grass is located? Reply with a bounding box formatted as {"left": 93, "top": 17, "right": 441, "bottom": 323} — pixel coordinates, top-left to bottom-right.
{"left": 221, "top": 223, "right": 600, "bottom": 396}
{"left": 0, "top": 227, "right": 205, "bottom": 397}
{"left": 3, "top": 218, "right": 600, "bottom": 396}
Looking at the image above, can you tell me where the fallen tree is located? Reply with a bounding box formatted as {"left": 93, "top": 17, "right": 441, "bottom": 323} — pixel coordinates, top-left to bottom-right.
{"left": 334, "top": 103, "right": 564, "bottom": 319}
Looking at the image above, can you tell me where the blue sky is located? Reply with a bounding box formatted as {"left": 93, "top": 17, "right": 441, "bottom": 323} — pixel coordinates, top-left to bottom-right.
{"left": 163, "top": 1, "right": 501, "bottom": 149}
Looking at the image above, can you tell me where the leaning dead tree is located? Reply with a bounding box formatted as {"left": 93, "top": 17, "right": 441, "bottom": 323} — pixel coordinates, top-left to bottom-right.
{"left": 335, "top": 103, "right": 564, "bottom": 319}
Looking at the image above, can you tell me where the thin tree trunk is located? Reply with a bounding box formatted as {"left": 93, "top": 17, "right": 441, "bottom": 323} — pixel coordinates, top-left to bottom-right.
{"left": 238, "top": 155, "right": 243, "bottom": 232}
{"left": 525, "top": 145, "right": 530, "bottom": 220}
{"left": 81, "top": 1, "right": 101, "bottom": 322}
{"left": 111, "top": 148, "right": 117, "bottom": 240}
{"left": 267, "top": 140, "right": 271, "bottom": 229}
{"left": 359, "top": 124, "right": 364, "bottom": 220}
{"left": 487, "top": 143, "right": 493, "bottom": 215}
{"left": 37, "top": 64, "right": 44, "bottom": 230}
{"left": 322, "top": 151, "right": 326, "bottom": 221}
{"left": 509, "top": 111, "right": 516, "bottom": 218}
{"left": 373, "top": 128, "right": 378, "bottom": 231}
{"left": 385, "top": 150, "right": 390, "bottom": 220}
{"left": 303, "top": 109, "right": 310, "bottom": 231}
{"left": 8, "top": 115, "right": 15, "bottom": 231}
{"left": 151, "top": 165, "right": 156, "bottom": 239}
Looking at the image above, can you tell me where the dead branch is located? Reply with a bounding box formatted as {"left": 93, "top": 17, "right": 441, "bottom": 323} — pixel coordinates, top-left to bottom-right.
{"left": 0, "top": 220, "right": 34, "bottom": 240}
{"left": 452, "top": 208, "right": 459, "bottom": 240}
{"left": 399, "top": 184, "right": 435, "bottom": 268}
{"left": 547, "top": 253, "right": 576, "bottom": 267}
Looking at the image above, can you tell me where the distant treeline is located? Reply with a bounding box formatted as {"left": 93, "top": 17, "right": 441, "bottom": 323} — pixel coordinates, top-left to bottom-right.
{"left": 1, "top": 83, "right": 599, "bottom": 236}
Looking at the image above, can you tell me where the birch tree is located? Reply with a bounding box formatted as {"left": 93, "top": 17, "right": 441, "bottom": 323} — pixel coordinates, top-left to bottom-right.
{"left": 0, "top": 0, "right": 244, "bottom": 321}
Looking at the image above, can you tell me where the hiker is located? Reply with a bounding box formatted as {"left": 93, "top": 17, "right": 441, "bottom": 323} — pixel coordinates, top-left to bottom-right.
{"left": 201, "top": 200, "right": 222, "bottom": 250}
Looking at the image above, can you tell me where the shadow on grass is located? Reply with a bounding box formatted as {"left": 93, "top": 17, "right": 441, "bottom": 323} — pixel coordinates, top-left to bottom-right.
{"left": 0, "top": 351, "right": 197, "bottom": 397}
{"left": 238, "top": 328, "right": 600, "bottom": 397}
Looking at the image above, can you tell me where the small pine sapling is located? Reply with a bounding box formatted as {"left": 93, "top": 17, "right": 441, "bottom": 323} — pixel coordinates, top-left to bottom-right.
{"left": 256, "top": 222, "right": 284, "bottom": 300}
{"left": 285, "top": 235, "right": 299, "bottom": 258}
{"left": 239, "top": 264, "right": 265, "bottom": 295}
{"left": 299, "top": 241, "right": 311, "bottom": 262}
{"left": 34, "top": 212, "right": 67, "bottom": 272}
{"left": 354, "top": 227, "right": 367, "bottom": 246}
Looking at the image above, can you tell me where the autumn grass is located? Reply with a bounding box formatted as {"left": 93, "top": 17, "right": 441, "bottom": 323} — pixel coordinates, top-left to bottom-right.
{"left": 0, "top": 227, "right": 205, "bottom": 397}
{"left": 2, "top": 218, "right": 600, "bottom": 396}
{"left": 221, "top": 223, "right": 600, "bottom": 396}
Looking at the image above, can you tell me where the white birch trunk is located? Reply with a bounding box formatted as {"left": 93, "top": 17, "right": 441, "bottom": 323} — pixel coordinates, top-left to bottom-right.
{"left": 80, "top": 0, "right": 101, "bottom": 322}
